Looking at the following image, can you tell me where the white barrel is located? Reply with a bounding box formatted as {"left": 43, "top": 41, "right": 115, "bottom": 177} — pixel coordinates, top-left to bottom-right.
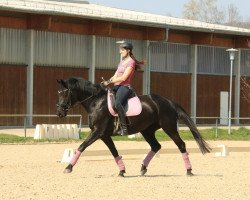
{"left": 61, "top": 124, "right": 69, "bottom": 139}
{"left": 34, "top": 124, "right": 42, "bottom": 139}
{"left": 72, "top": 124, "right": 80, "bottom": 139}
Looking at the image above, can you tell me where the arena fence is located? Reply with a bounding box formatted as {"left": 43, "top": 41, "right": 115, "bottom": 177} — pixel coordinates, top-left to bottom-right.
{"left": 0, "top": 114, "right": 250, "bottom": 138}
{"left": 189, "top": 117, "right": 250, "bottom": 138}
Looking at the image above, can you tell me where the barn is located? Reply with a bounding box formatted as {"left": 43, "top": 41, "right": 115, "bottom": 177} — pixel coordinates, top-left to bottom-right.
{"left": 0, "top": 0, "right": 250, "bottom": 126}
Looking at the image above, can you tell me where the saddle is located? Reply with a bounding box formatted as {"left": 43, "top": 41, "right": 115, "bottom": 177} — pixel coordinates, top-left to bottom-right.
{"left": 107, "top": 89, "right": 142, "bottom": 117}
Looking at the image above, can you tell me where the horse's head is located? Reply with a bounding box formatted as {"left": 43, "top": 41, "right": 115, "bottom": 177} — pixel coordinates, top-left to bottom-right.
{"left": 56, "top": 77, "right": 104, "bottom": 118}
{"left": 56, "top": 78, "right": 79, "bottom": 118}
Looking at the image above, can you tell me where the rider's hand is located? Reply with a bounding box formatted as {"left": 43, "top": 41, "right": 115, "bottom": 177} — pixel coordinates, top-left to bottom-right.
{"left": 103, "top": 80, "right": 111, "bottom": 86}
{"left": 101, "top": 78, "right": 112, "bottom": 87}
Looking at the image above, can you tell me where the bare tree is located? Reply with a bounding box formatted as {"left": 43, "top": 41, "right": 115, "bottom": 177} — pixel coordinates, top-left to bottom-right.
{"left": 239, "top": 18, "right": 250, "bottom": 29}
{"left": 182, "top": 0, "right": 199, "bottom": 20}
{"left": 198, "top": 0, "right": 224, "bottom": 23}
{"left": 182, "top": 0, "right": 250, "bottom": 27}
{"left": 226, "top": 3, "right": 243, "bottom": 26}
{"left": 241, "top": 76, "right": 250, "bottom": 102}
{"left": 182, "top": 0, "right": 224, "bottom": 24}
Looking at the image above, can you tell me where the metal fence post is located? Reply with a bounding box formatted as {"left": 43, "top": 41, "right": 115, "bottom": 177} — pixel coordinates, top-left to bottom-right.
{"left": 24, "top": 116, "right": 27, "bottom": 138}
{"left": 215, "top": 118, "right": 218, "bottom": 138}
{"left": 79, "top": 115, "right": 82, "bottom": 135}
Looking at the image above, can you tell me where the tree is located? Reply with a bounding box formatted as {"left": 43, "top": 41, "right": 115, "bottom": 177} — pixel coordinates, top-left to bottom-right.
{"left": 198, "top": 0, "right": 224, "bottom": 24}
{"left": 182, "top": 0, "right": 224, "bottom": 24}
{"left": 226, "top": 3, "right": 242, "bottom": 26}
{"left": 182, "top": 0, "right": 250, "bottom": 29}
{"left": 241, "top": 77, "right": 250, "bottom": 102}
{"left": 182, "top": 0, "right": 199, "bottom": 21}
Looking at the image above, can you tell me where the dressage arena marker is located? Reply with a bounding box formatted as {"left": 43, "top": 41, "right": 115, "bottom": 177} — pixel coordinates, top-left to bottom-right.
{"left": 61, "top": 148, "right": 74, "bottom": 163}
{"left": 214, "top": 144, "right": 229, "bottom": 157}
{"left": 34, "top": 124, "right": 79, "bottom": 140}
{"left": 128, "top": 132, "right": 142, "bottom": 139}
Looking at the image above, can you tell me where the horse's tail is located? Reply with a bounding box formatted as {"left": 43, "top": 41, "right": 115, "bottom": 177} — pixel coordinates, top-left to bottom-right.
{"left": 175, "top": 104, "right": 211, "bottom": 154}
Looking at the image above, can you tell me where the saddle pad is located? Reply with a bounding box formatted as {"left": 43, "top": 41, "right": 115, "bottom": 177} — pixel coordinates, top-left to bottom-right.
{"left": 107, "top": 90, "right": 142, "bottom": 117}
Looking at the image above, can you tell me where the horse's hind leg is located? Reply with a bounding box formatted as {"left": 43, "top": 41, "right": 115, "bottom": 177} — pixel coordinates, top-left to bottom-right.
{"left": 162, "top": 124, "right": 193, "bottom": 176}
{"left": 140, "top": 127, "right": 161, "bottom": 176}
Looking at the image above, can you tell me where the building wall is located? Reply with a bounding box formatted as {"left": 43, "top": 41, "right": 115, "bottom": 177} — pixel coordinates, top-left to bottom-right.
{"left": 240, "top": 77, "right": 250, "bottom": 119}
{"left": 0, "top": 11, "right": 250, "bottom": 126}
{"left": 34, "top": 31, "right": 89, "bottom": 68}
{"left": 196, "top": 75, "right": 234, "bottom": 124}
{"left": 0, "top": 65, "right": 27, "bottom": 125}
{"left": 151, "top": 72, "right": 191, "bottom": 114}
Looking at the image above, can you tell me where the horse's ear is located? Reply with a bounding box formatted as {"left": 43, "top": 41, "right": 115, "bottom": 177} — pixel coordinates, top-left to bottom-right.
{"left": 57, "top": 79, "right": 68, "bottom": 89}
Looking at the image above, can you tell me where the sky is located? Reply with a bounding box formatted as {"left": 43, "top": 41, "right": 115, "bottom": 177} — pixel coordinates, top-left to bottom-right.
{"left": 89, "top": 0, "right": 250, "bottom": 21}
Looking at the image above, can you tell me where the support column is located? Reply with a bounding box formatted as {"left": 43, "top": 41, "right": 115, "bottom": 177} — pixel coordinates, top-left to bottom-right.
{"left": 88, "top": 35, "right": 96, "bottom": 83}
{"left": 143, "top": 40, "right": 150, "bottom": 95}
{"left": 190, "top": 45, "right": 198, "bottom": 123}
{"left": 26, "top": 29, "right": 34, "bottom": 126}
{"left": 234, "top": 49, "right": 241, "bottom": 124}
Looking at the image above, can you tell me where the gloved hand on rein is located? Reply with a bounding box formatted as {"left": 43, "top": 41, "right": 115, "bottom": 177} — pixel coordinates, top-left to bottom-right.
{"left": 101, "top": 78, "right": 112, "bottom": 87}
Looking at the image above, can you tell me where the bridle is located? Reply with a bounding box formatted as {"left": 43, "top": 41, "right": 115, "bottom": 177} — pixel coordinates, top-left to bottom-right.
{"left": 56, "top": 87, "right": 95, "bottom": 112}
{"left": 56, "top": 89, "right": 73, "bottom": 112}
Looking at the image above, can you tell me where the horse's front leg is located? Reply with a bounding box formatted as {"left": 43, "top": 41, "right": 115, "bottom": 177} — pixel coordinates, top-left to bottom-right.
{"left": 101, "top": 136, "right": 126, "bottom": 177}
{"left": 64, "top": 130, "right": 101, "bottom": 173}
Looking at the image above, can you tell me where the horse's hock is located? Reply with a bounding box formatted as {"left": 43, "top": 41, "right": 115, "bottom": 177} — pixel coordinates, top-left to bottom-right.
{"left": 34, "top": 124, "right": 80, "bottom": 140}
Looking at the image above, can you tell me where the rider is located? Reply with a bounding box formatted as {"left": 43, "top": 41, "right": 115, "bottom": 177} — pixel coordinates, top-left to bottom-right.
{"left": 103, "top": 41, "right": 144, "bottom": 135}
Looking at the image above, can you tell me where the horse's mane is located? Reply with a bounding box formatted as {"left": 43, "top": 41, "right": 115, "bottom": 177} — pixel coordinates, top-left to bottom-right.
{"left": 65, "top": 77, "right": 106, "bottom": 97}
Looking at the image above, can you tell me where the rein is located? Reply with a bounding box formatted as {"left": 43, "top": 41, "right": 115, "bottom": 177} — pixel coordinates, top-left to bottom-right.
{"left": 79, "top": 92, "right": 94, "bottom": 104}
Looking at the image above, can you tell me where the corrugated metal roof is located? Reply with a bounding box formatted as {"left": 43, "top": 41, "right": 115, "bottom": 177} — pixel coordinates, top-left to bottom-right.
{"left": 0, "top": 0, "right": 250, "bottom": 36}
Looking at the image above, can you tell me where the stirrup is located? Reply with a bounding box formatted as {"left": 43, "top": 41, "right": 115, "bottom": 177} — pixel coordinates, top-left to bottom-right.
{"left": 117, "top": 126, "right": 128, "bottom": 136}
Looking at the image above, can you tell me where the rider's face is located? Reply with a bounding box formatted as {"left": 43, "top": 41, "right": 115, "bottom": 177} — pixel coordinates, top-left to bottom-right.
{"left": 120, "top": 48, "right": 129, "bottom": 59}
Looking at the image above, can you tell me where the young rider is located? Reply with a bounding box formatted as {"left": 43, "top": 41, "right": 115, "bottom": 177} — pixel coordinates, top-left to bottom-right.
{"left": 103, "top": 41, "right": 144, "bottom": 135}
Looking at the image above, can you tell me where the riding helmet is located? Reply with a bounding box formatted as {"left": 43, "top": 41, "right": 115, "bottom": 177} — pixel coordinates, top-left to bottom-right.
{"left": 120, "top": 41, "right": 133, "bottom": 51}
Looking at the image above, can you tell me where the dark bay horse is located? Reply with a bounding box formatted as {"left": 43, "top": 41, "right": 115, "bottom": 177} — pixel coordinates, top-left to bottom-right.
{"left": 56, "top": 77, "right": 211, "bottom": 177}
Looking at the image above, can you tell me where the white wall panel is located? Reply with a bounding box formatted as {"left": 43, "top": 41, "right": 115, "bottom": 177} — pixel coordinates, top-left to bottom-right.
{"left": 241, "top": 49, "right": 250, "bottom": 76}
{"left": 150, "top": 42, "right": 190, "bottom": 73}
{"left": 197, "top": 46, "right": 231, "bottom": 75}
{"left": 34, "top": 31, "right": 88, "bottom": 67}
{"left": 0, "top": 28, "right": 26, "bottom": 65}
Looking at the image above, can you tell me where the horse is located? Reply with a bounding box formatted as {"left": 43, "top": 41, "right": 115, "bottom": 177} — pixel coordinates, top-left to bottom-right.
{"left": 56, "top": 77, "right": 211, "bottom": 177}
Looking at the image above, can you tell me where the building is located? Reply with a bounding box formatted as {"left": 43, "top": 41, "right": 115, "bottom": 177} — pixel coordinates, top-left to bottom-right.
{"left": 0, "top": 0, "right": 250, "bottom": 126}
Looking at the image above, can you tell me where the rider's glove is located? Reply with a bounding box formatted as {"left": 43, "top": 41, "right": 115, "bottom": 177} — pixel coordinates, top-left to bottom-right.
{"left": 103, "top": 79, "right": 112, "bottom": 86}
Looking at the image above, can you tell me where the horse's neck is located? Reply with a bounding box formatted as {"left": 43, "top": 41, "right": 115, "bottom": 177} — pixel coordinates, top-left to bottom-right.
{"left": 81, "top": 91, "right": 107, "bottom": 114}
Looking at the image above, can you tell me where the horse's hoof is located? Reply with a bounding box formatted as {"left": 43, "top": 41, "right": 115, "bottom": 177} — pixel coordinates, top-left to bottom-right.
{"left": 63, "top": 164, "right": 73, "bottom": 174}
{"left": 186, "top": 169, "right": 194, "bottom": 176}
{"left": 140, "top": 169, "right": 147, "bottom": 176}
{"left": 63, "top": 168, "right": 72, "bottom": 173}
{"left": 118, "top": 170, "right": 125, "bottom": 177}
{"left": 140, "top": 164, "right": 147, "bottom": 176}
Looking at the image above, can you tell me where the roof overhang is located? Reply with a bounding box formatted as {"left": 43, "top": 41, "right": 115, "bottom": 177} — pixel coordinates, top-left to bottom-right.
{"left": 0, "top": 0, "right": 250, "bottom": 36}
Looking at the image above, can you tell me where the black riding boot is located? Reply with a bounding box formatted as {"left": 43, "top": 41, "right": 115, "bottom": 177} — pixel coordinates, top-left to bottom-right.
{"left": 116, "top": 105, "right": 128, "bottom": 136}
